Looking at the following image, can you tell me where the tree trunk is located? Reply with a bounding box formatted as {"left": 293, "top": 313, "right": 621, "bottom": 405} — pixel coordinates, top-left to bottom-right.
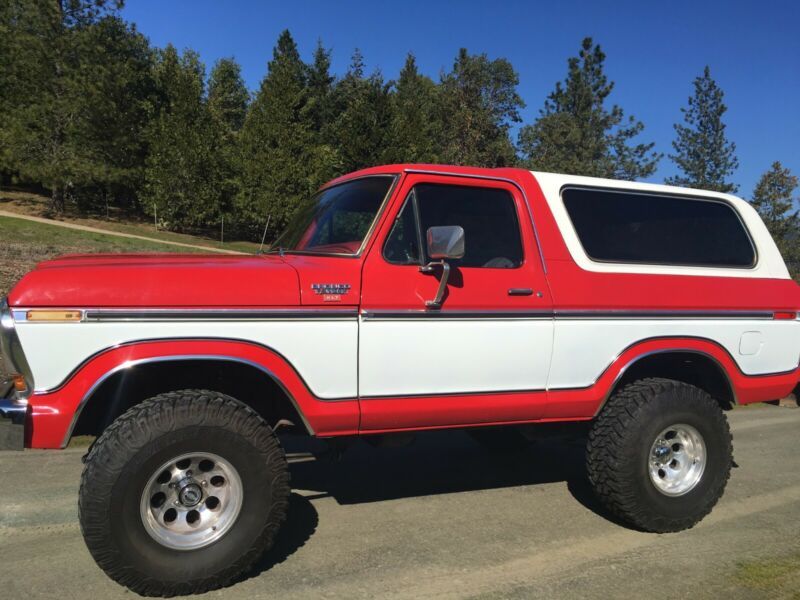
{"left": 50, "top": 184, "right": 65, "bottom": 214}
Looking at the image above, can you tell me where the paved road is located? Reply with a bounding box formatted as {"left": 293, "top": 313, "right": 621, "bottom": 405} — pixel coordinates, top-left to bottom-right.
{"left": 0, "top": 210, "right": 245, "bottom": 254}
{"left": 1, "top": 406, "right": 799, "bottom": 599}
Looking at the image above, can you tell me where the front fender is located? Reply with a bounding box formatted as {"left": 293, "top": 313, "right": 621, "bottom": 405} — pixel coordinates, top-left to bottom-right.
{"left": 27, "top": 339, "right": 359, "bottom": 448}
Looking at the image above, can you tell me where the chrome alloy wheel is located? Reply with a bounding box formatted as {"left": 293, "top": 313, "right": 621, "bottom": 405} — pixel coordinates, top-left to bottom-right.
{"left": 648, "top": 424, "right": 707, "bottom": 497}
{"left": 140, "top": 452, "right": 243, "bottom": 550}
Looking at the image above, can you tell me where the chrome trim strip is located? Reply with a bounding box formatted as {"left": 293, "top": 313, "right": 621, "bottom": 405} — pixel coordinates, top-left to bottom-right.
{"left": 404, "top": 169, "right": 548, "bottom": 274}
{"left": 360, "top": 309, "right": 778, "bottom": 321}
{"left": 590, "top": 348, "right": 738, "bottom": 417}
{"left": 361, "top": 309, "right": 554, "bottom": 321}
{"left": 82, "top": 308, "right": 359, "bottom": 322}
{"left": 554, "top": 310, "right": 775, "bottom": 320}
{"left": 13, "top": 306, "right": 780, "bottom": 322}
{"left": 61, "top": 354, "right": 318, "bottom": 447}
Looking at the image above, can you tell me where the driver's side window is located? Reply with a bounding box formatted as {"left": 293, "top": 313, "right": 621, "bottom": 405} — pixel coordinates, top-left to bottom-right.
{"left": 383, "top": 183, "right": 523, "bottom": 268}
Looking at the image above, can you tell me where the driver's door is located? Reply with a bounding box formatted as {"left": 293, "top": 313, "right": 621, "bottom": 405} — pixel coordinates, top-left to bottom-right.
{"left": 358, "top": 173, "right": 554, "bottom": 431}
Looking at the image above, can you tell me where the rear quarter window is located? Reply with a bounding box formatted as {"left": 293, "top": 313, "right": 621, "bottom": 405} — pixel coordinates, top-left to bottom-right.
{"left": 562, "top": 187, "right": 756, "bottom": 268}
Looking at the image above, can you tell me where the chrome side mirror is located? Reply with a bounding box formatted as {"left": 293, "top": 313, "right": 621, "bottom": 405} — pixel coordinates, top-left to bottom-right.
{"left": 426, "top": 225, "right": 465, "bottom": 260}
{"left": 420, "top": 226, "right": 465, "bottom": 308}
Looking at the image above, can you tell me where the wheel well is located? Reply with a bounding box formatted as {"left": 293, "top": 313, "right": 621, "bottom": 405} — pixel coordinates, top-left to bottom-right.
{"left": 612, "top": 351, "right": 735, "bottom": 410}
{"left": 70, "top": 359, "right": 311, "bottom": 441}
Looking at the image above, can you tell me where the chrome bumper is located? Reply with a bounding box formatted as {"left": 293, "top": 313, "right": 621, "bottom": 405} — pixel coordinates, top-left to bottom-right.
{"left": 0, "top": 382, "right": 26, "bottom": 450}
{"left": 1, "top": 297, "right": 31, "bottom": 449}
{"left": 1, "top": 297, "right": 33, "bottom": 398}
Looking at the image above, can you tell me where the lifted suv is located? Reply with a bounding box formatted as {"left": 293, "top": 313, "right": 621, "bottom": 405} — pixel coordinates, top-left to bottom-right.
{"left": 2, "top": 165, "right": 799, "bottom": 596}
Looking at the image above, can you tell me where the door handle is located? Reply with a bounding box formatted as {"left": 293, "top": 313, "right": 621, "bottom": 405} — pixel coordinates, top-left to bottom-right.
{"left": 508, "top": 288, "right": 533, "bottom": 296}
{"left": 508, "top": 288, "right": 543, "bottom": 298}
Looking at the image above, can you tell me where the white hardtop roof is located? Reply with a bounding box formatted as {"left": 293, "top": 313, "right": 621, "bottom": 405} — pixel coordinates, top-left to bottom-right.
{"left": 530, "top": 170, "right": 752, "bottom": 210}
{"left": 529, "top": 171, "right": 791, "bottom": 280}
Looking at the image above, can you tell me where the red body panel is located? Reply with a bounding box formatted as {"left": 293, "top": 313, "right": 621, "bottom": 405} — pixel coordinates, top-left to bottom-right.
{"left": 9, "top": 254, "right": 300, "bottom": 308}
{"left": 281, "top": 255, "right": 362, "bottom": 306}
{"left": 360, "top": 172, "right": 553, "bottom": 311}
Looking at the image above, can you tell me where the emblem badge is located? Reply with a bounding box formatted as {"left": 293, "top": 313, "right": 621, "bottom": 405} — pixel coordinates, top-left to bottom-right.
{"left": 311, "top": 283, "right": 351, "bottom": 302}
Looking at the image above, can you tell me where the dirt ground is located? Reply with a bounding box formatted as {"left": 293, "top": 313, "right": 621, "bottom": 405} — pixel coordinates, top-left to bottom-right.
{"left": 1, "top": 404, "right": 799, "bottom": 599}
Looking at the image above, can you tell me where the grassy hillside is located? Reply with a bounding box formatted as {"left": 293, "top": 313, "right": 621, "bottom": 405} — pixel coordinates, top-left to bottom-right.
{"left": 0, "top": 214, "right": 209, "bottom": 297}
{"left": 1, "top": 190, "right": 262, "bottom": 254}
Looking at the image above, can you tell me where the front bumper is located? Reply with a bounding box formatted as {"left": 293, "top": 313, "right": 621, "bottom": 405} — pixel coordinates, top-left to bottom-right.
{"left": 1, "top": 297, "right": 32, "bottom": 449}
{"left": 0, "top": 381, "right": 26, "bottom": 450}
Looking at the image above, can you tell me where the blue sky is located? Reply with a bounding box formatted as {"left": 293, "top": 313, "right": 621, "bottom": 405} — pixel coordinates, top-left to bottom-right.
{"left": 122, "top": 0, "right": 799, "bottom": 196}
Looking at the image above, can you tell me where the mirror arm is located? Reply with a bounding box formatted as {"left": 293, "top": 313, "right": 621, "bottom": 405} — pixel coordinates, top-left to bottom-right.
{"left": 419, "top": 260, "right": 450, "bottom": 309}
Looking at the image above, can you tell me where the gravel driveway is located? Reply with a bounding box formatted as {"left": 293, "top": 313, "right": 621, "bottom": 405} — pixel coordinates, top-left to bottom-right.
{"left": 1, "top": 405, "right": 798, "bottom": 599}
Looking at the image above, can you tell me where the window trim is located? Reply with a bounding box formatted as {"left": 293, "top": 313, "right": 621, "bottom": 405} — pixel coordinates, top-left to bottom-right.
{"left": 381, "top": 181, "right": 526, "bottom": 270}
{"left": 271, "top": 174, "right": 399, "bottom": 258}
{"left": 560, "top": 185, "right": 759, "bottom": 270}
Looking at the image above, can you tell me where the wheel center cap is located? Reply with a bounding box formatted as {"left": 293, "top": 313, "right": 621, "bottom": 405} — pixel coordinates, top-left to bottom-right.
{"left": 654, "top": 445, "right": 671, "bottom": 461}
{"left": 178, "top": 481, "right": 202, "bottom": 507}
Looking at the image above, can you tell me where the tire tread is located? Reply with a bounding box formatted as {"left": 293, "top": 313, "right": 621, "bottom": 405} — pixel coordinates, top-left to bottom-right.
{"left": 79, "top": 389, "right": 290, "bottom": 597}
{"left": 586, "top": 377, "right": 732, "bottom": 533}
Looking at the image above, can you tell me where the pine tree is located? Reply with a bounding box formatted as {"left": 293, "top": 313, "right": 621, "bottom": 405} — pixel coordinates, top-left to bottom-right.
{"left": 305, "top": 40, "right": 341, "bottom": 186}
{"left": 751, "top": 162, "right": 799, "bottom": 276}
{"left": 518, "top": 38, "right": 659, "bottom": 180}
{"left": 438, "top": 48, "right": 523, "bottom": 167}
{"left": 666, "top": 66, "right": 738, "bottom": 193}
{"left": 328, "top": 49, "right": 392, "bottom": 173}
{"left": 208, "top": 58, "right": 248, "bottom": 221}
{"left": 208, "top": 58, "right": 249, "bottom": 132}
{"left": 142, "top": 45, "right": 219, "bottom": 229}
{"left": 73, "top": 16, "right": 158, "bottom": 212}
{"left": 0, "top": 0, "right": 125, "bottom": 213}
{"left": 384, "top": 53, "right": 441, "bottom": 164}
{"left": 306, "top": 40, "right": 335, "bottom": 135}
{"left": 238, "top": 30, "right": 317, "bottom": 237}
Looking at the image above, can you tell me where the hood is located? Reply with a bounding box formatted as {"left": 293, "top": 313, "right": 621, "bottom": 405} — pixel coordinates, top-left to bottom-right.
{"left": 7, "top": 253, "right": 300, "bottom": 307}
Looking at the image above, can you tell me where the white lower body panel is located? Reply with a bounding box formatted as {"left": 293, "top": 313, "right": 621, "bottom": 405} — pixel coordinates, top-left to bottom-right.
{"left": 359, "top": 319, "right": 555, "bottom": 397}
{"left": 548, "top": 319, "right": 799, "bottom": 389}
{"left": 16, "top": 321, "right": 358, "bottom": 399}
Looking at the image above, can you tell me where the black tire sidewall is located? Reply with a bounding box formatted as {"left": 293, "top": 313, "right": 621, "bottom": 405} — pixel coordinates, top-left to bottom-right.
{"left": 626, "top": 392, "right": 731, "bottom": 522}
{"left": 108, "top": 425, "right": 278, "bottom": 584}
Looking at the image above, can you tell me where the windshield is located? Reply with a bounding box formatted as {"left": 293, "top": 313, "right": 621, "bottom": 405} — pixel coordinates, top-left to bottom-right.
{"left": 272, "top": 176, "right": 396, "bottom": 255}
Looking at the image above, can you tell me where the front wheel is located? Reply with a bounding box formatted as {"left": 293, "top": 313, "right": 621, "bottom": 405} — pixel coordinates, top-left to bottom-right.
{"left": 79, "top": 390, "right": 290, "bottom": 596}
{"left": 586, "top": 378, "right": 732, "bottom": 532}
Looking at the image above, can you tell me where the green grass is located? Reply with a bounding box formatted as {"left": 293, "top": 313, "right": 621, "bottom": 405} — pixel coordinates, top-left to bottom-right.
{"left": 1, "top": 190, "right": 263, "bottom": 254}
{"left": 70, "top": 217, "right": 263, "bottom": 254}
{"left": 735, "top": 552, "right": 800, "bottom": 598}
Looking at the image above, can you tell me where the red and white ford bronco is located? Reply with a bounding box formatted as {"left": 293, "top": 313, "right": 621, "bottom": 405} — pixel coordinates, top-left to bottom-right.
{"left": 2, "top": 164, "right": 799, "bottom": 595}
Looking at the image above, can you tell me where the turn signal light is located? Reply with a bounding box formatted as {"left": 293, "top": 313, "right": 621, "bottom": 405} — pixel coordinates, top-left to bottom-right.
{"left": 11, "top": 374, "right": 27, "bottom": 392}
{"left": 26, "top": 310, "right": 82, "bottom": 322}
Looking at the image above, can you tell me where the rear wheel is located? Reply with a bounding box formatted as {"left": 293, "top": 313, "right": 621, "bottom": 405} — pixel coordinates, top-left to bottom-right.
{"left": 79, "top": 389, "right": 290, "bottom": 596}
{"left": 586, "top": 378, "right": 732, "bottom": 532}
